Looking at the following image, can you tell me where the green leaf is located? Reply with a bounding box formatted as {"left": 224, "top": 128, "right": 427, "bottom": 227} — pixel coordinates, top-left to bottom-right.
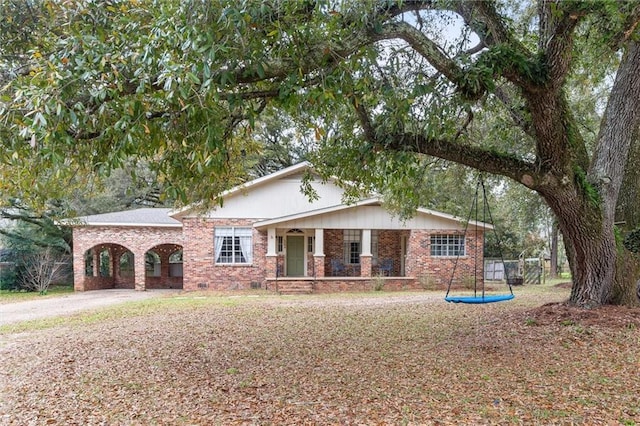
{"left": 186, "top": 72, "right": 201, "bottom": 84}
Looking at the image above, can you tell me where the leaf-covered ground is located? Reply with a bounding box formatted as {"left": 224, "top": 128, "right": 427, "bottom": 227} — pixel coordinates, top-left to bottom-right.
{"left": 1, "top": 286, "right": 640, "bottom": 425}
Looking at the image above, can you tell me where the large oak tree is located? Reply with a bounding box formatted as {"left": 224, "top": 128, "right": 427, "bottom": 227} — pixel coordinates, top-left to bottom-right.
{"left": 2, "top": 0, "right": 640, "bottom": 307}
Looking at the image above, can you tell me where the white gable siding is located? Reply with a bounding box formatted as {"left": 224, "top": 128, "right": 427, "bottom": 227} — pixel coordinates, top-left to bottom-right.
{"left": 259, "top": 205, "right": 465, "bottom": 230}
{"left": 203, "top": 175, "right": 345, "bottom": 219}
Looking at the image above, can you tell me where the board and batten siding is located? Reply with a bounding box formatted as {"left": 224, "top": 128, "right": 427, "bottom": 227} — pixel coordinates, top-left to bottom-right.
{"left": 199, "top": 174, "right": 345, "bottom": 220}
{"left": 256, "top": 205, "right": 467, "bottom": 231}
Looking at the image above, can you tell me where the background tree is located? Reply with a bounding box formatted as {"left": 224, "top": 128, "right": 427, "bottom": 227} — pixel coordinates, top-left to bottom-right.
{"left": 2, "top": 1, "right": 640, "bottom": 308}
{"left": 0, "top": 200, "right": 70, "bottom": 253}
{"left": 244, "top": 108, "right": 314, "bottom": 178}
{"left": 63, "top": 160, "right": 172, "bottom": 216}
{"left": 483, "top": 181, "right": 551, "bottom": 261}
{"left": 0, "top": 199, "right": 71, "bottom": 291}
{"left": 19, "top": 247, "right": 71, "bottom": 294}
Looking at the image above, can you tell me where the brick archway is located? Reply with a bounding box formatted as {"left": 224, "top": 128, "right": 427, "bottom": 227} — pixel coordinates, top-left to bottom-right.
{"left": 79, "top": 243, "right": 135, "bottom": 291}
{"left": 144, "top": 244, "right": 183, "bottom": 289}
{"left": 72, "top": 226, "right": 183, "bottom": 291}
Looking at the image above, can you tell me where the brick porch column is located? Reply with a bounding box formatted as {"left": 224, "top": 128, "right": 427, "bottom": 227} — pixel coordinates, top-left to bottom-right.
{"left": 360, "top": 229, "right": 372, "bottom": 277}
{"left": 93, "top": 250, "right": 100, "bottom": 277}
{"left": 73, "top": 246, "right": 86, "bottom": 291}
{"left": 160, "top": 251, "right": 171, "bottom": 286}
{"left": 314, "top": 255, "right": 325, "bottom": 277}
{"left": 360, "top": 255, "right": 372, "bottom": 277}
{"left": 133, "top": 250, "right": 146, "bottom": 291}
{"left": 108, "top": 247, "right": 116, "bottom": 278}
{"left": 266, "top": 255, "right": 277, "bottom": 278}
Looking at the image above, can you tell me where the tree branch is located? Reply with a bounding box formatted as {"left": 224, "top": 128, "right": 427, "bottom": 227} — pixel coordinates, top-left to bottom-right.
{"left": 493, "top": 86, "right": 534, "bottom": 137}
{"left": 453, "top": 0, "right": 516, "bottom": 46}
{"left": 381, "top": 131, "right": 538, "bottom": 187}
{"left": 220, "top": 2, "right": 438, "bottom": 88}
{"left": 351, "top": 96, "right": 377, "bottom": 145}
{"left": 538, "top": 1, "right": 586, "bottom": 89}
{"left": 373, "top": 21, "right": 464, "bottom": 89}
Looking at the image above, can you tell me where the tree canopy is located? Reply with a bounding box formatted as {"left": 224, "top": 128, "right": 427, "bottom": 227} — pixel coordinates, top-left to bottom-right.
{"left": 2, "top": 0, "right": 640, "bottom": 307}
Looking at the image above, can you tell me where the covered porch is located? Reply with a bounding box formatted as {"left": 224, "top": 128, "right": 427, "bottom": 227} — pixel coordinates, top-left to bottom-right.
{"left": 265, "top": 228, "right": 410, "bottom": 278}
{"left": 260, "top": 226, "right": 415, "bottom": 294}
{"left": 254, "top": 199, "right": 480, "bottom": 294}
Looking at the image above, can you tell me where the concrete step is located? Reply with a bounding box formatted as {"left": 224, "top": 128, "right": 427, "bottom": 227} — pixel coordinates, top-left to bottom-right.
{"left": 277, "top": 282, "right": 313, "bottom": 295}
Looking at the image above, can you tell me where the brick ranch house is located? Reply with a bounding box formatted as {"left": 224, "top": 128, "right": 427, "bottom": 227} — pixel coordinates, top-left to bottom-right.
{"left": 67, "top": 162, "right": 489, "bottom": 294}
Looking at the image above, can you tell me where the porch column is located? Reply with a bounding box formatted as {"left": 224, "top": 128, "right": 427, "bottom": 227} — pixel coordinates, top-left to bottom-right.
{"left": 73, "top": 243, "right": 86, "bottom": 291}
{"left": 361, "top": 230, "right": 372, "bottom": 256}
{"left": 109, "top": 248, "right": 118, "bottom": 278}
{"left": 360, "top": 229, "right": 372, "bottom": 277}
{"left": 314, "top": 228, "right": 325, "bottom": 277}
{"left": 266, "top": 255, "right": 278, "bottom": 278}
{"left": 266, "top": 227, "right": 278, "bottom": 281}
{"left": 133, "top": 250, "right": 146, "bottom": 291}
{"left": 360, "top": 255, "right": 372, "bottom": 277}
{"left": 93, "top": 250, "right": 100, "bottom": 277}
{"left": 159, "top": 251, "right": 171, "bottom": 287}
{"left": 267, "top": 228, "right": 277, "bottom": 256}
{"left": 111, "top": 249, "right": 119, "bottom": 281}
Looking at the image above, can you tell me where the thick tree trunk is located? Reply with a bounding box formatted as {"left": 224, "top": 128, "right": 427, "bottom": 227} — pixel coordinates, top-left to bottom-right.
{"left": 552, "top": 41, "right": 640, "bottom": 308}
{"left": 541, "top": 185, "right": 616, "bottom": 308}
{"left": 564, "top": 226, "right": 617, "bottom": 308}
{"left": 613, "top": 249, "right": 640, "bottom": 307}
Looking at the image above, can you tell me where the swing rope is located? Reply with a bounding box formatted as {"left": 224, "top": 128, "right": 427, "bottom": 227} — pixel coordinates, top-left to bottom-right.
{"left": 444, "top": 177, "right": 514, "bottom": 304}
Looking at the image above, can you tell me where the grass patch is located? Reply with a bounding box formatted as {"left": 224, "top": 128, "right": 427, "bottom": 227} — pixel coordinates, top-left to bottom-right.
{"left": 0, "top": 292, "right": 272, "bottom": 334}
{"left": 0, "top": 284, "right": 74, "bottom": 303}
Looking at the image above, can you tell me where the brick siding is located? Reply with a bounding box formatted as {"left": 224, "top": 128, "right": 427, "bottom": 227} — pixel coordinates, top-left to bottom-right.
{"left": 405, "top": 229, "right": 483, "bottom": 289}
{"left": 72, "top": 222, "right": 484, "bottom": 294}
{"left": 182, "top": 218, "right": 267, "bottom": 291}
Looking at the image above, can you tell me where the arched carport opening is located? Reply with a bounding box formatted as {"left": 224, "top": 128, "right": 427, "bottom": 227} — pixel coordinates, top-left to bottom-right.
{"left": 144, "top": 244, "right": 183, "bottom": 289}
{"left": 82, "top": 244, "right": 135, "bottom": 290}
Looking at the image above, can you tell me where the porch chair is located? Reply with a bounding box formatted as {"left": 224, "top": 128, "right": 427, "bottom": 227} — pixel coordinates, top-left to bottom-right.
{"left": 379, "top": 259, "right": 393, "bottom": 276}
{"left": 331, "top": 258, "right": 346, "bottom": 276}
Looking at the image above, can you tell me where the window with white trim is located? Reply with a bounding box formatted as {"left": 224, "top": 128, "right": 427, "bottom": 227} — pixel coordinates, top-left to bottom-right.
{"left": 307, "top": 236, "right": 315, "bottom": 253}
{"left": 276, "top": 236, "right": 284, "bottom": 253}
{"left": 215, "top": 227, "right": 253, "bottom": 264}
{"left": 430, "top": 235, "right": 465, "bottom": 257}
{"left": 343, "top": 230, "right": 361, "bottom": 264}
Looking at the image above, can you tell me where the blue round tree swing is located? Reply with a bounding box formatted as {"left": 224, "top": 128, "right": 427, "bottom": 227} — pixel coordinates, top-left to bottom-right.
{"left": 444, "top": 177, "right": 515, "bottom": 304}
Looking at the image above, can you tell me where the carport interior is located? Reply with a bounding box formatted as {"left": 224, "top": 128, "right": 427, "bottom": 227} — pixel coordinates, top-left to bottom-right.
{"left": 82, "top": 243, "right": 183, "bottom": 290}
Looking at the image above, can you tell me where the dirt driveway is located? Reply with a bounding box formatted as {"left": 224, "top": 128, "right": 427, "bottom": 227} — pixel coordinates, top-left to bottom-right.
{"left": 0, "top": 289, "right": 179, "bottom": 326}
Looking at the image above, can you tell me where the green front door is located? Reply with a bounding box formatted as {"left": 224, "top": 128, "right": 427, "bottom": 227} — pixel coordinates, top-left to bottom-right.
{"left": 286, "top": 236, "right": 305, "bottom": 277}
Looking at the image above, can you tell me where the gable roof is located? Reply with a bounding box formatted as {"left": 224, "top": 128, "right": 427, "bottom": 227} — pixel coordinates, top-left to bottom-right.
{"left": 63, "top": 208, "right": 181, "bottom": 228}
{"left": 62, "top": 165, "right": 491, "bottom": 231}
{"left": 170, "top": 162, "right": 318, "bottom": 219}
{"left": 170, "top": 162, "right": 489, "bottom": 229}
